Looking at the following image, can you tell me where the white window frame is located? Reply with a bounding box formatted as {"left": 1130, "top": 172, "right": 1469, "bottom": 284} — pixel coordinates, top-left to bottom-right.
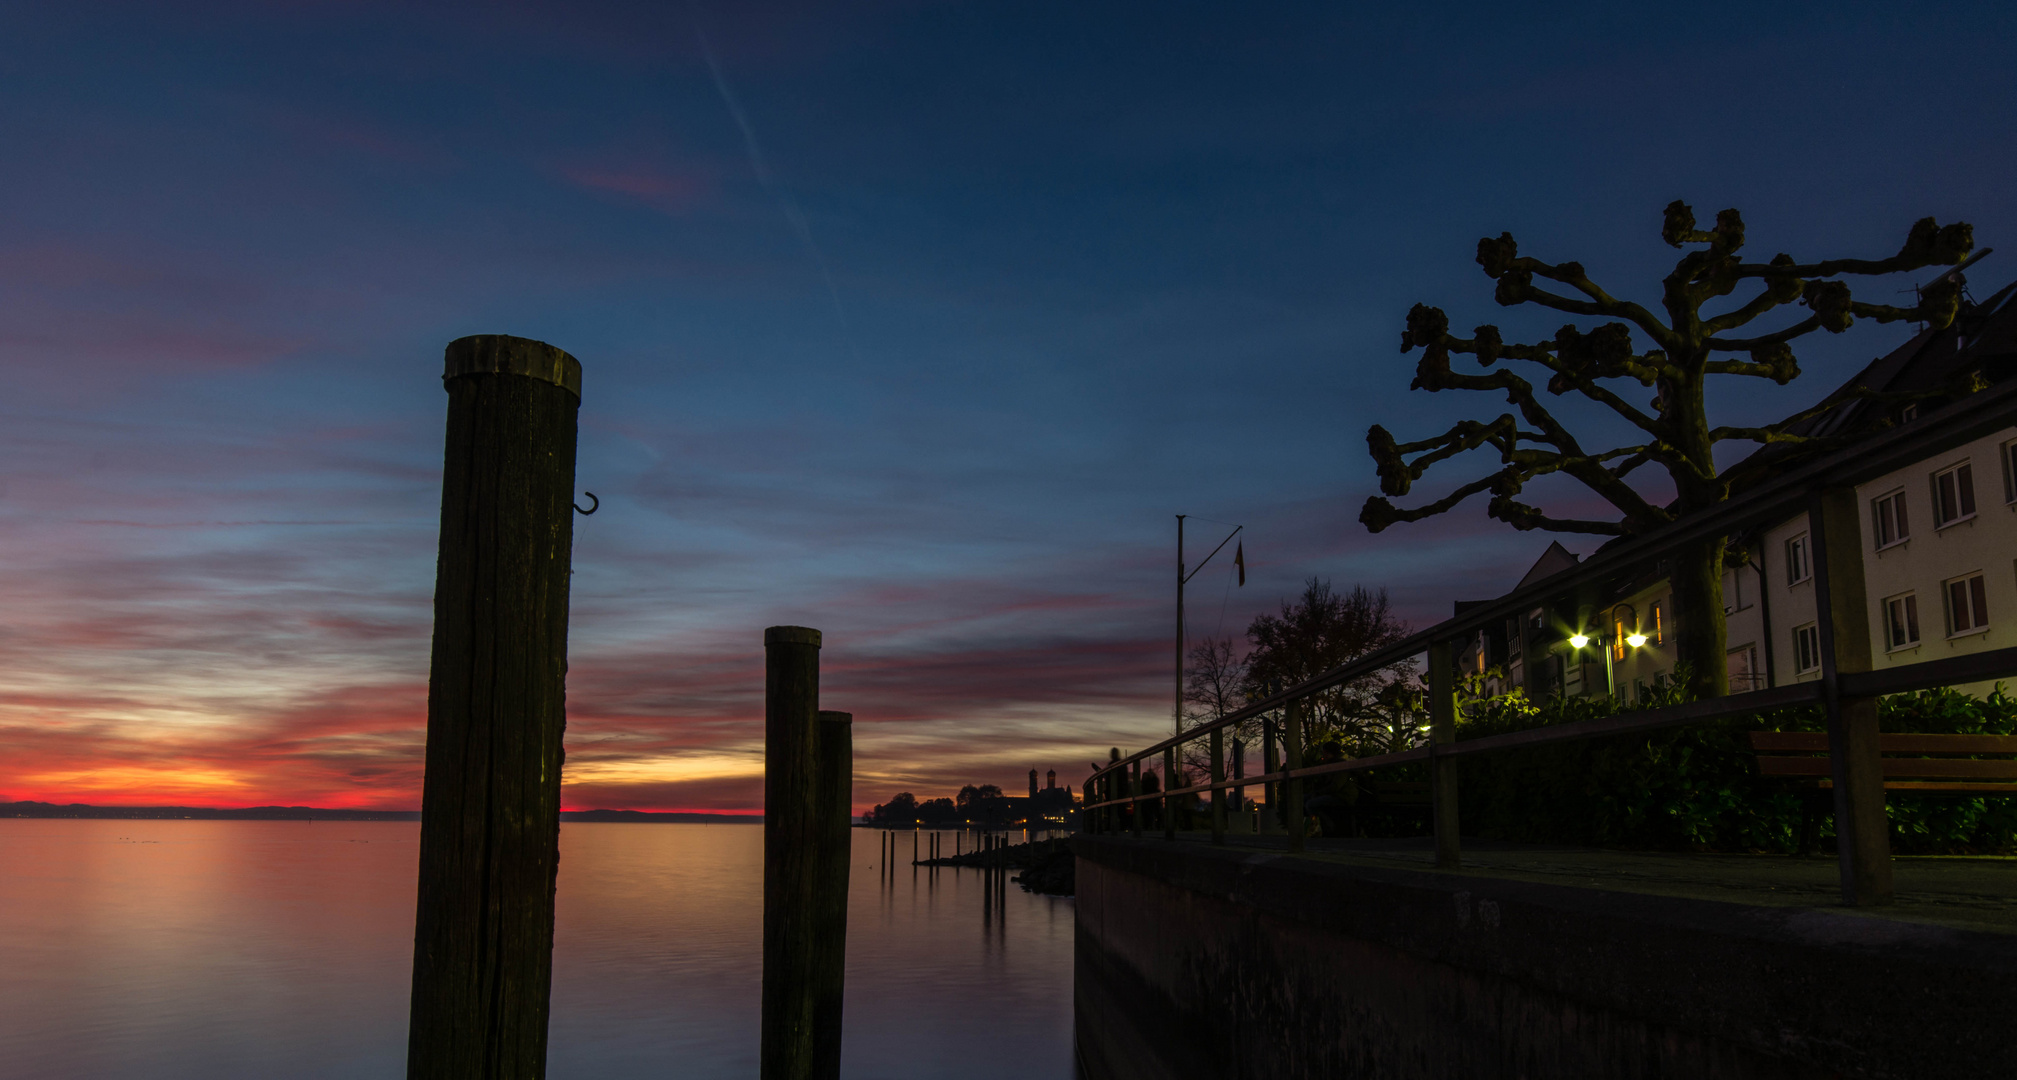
{"left": 1792, "top": 622, "right": 1821, "bottom": 675}
{"left": 1898, "top": 403, "right": 1919, "bottom": 424}
{"left": 1932, "top": 460, "right": 1977, "bottom": 530}
{"left": 1784, "top": 533, "right": 1811, "bottom": 586}
{"left": 1726, "top": 643, "right": 1761, "bottom": 692}
{"left": 1883, "top": 592, "right": 1920, "bottom": 652}
{"left": 1946, "top": 572, "right": 1990, "bottom": 637}
{"left": 1871, "top": 488, "right": 1909, "bottom": 550}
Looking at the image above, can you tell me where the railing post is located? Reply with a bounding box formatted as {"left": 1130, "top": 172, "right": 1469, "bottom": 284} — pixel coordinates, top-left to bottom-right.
{"left": 1209, "top": 725, "right": 1227, "bottom": 844}
{"left": 1106, "top": 747, "right": 1122, "bottom": 833}
{"left": 762, "top": 625, "right": 823, "bottom": 1080}
{"left": 1809, "top": 487, "right": 1894, "bottom": 905}
{"left": 1232, "top": 738, "right": 1245, "bottom": 825}
{"left": 1162, "top": 746, "right": 1177, "bottom": 840}
{"left": 407, "top": 335, "right": 580, "bottom": 1080}
{"left": 811, "top": 711, "right": 852, "bottom": 1080}
{"left": 1261, "top": 719, "right": 1279, "bottom": 835}
{"left": 1429, "top": 638, "right": 1461, "bottom": 870}
{"left": 1130, "top": 759, "right": 1143, "bottom": 838}
{"left": 1283, "top": 699, "right": 1305, "bottom": 853}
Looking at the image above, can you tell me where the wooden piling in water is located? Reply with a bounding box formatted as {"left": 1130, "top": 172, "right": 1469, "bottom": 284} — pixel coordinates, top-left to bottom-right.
{"left": 762, "top": 625, "right": 823, "bottom": 1080}
{"left": 810, "top": 710, "right": 851, "bottom": 1080}
{"left": 406, "top": 335, "right": 581, "bottom": 1080}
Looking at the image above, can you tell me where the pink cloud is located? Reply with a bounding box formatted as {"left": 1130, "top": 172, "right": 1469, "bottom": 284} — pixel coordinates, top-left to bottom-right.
{"left": 563, "top": 165, "right": 715, "bottom": 214}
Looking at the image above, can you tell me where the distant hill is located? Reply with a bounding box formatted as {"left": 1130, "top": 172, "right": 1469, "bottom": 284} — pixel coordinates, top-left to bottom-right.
{"left": 2, "top": 801, "right": 760, "bottom": 824}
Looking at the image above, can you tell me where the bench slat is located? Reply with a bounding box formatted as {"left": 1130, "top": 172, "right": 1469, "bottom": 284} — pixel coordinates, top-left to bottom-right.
{"left": 1758, "top": 758, "right": 2017, "bottom": 779}
{"left": 1795, "top": 780, "right": 2017, "bottom": 793}
{"left": 1748, "top": 732, "right": 2017, "bottom": 753}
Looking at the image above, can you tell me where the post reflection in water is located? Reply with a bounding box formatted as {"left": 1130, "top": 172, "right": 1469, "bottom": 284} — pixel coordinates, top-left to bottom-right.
{"left": 0, "top": 820, "right": 1076, "bottom": 1080}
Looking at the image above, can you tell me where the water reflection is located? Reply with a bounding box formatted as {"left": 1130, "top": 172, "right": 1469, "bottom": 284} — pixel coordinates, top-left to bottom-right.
{"left": 0, "top": 821, "right": 1075, "bottom": 1080}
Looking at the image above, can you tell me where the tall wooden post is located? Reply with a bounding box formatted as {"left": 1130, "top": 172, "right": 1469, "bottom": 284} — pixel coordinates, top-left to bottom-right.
{"left": 1429, "top": 638, "right": 1461, "bottom": 870}
{"left": 810, "top": 711, "right": 852, "bottom": 1080}
{"left": 1809, "top": 489, "right": 1894, "bottom": 905}
{"left": 1162, "top": 746, "right": 1177, "bottom": 840}
{"left": 1283, "top": 700, "right": 1305, "bottom": 854}
{"left": 1209, "top": 726, "right": 1226, "bottom": 844}
{"left": 1261, "top": 719, "right": 1279, "bottom": 835}
{"left": 762, "top": 626, "right": 823, "bottom": 1080}
{"left": 407, "top": 335, "right": 580, "bottom": 1080}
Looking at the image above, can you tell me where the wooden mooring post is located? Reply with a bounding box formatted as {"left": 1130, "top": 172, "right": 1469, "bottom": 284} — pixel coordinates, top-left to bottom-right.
{"left": 407, "top": 335, "right": 581, "bottom": 1080}
{"left": 810, "top": 710, "right": 852, "bottom": 1080}
{"left": 762, "top": 625, "right": 827, "bottom": 1080}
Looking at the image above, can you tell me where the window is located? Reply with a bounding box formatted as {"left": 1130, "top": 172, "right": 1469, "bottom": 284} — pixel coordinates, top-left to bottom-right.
{"left": 1784, "top": 534, "right": 1811, "bottom": 585}
{"left": 1898, "top": 403, "right": 1918, "bottom": 424}
{"left": 1884, "top": 593, "right": 1920, "bottom": 650}
{"left": 1724, "top": 568, "right": 1749, "bottom": 613}
{"left": 1727, "top": 645, "right": 1761, "bottom": 692}
{"left": 2003, "top": 439, "right": 2016, "bottom": 504}
{"left": 1651, "top": 599, "right": 1665, "bottom": 645}
{"left": 1947, "top": 573, "right": 1990, "bottom": 635}
{"left": 1871, "top": 489, "right": 1909, "bottom": 549}
{"left": 1793, "top": 623, "right": 1821, "bottom": 674}
{"left": 1932, "top": 461, "right": 1976, "bottom": 528}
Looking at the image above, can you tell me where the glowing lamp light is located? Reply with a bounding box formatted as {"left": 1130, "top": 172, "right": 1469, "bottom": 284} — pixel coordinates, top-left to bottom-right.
{"left": 1626, "top": 633, "right": 1649, "bottom": 648}
{"left": 1568, "top": 634, "right": 1590, "bottom": 649}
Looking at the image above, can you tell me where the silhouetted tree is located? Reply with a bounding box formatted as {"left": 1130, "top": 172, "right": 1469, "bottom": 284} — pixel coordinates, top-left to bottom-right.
{"left": 1240, "top": 578, "right": 1416, "bottom": 753}
{"left": 1362, "top": 202, "right": 1977, "bottom": 698}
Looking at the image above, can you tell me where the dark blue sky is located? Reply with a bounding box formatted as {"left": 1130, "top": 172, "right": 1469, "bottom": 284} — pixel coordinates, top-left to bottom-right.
{"left": 3, "top": 0, "right": 2012, "bottom": 809}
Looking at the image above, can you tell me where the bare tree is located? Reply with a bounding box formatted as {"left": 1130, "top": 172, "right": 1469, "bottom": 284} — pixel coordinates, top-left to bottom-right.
{"left": 1361, "top": 202, "right": 1978, "bottom": 698}
{"left": 1180, "top": 635, "right": 1252, "bottom": 775}
{"left": 1240, "top": 579, "right": 1417, "bottom": 753}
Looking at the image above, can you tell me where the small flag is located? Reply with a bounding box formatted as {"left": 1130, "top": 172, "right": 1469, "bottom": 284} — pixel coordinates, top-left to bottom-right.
{"left": 1234, "top": 541, "right": 1246, "bottom": 586}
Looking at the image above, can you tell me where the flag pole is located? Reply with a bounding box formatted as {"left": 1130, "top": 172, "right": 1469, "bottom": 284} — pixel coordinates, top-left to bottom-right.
{"left": 1175, "top": 515, "right": 1186, "bottom": 740}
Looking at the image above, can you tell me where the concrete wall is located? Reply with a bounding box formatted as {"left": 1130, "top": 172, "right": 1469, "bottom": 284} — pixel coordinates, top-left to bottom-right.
{"left": 1074, "top": 837, "right": 2017, "bottom": 1080}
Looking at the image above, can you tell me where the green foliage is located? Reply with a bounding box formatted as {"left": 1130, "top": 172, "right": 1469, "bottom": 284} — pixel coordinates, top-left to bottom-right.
{"left": 1359, "top": 673, "right": 2017, "bottom": 854}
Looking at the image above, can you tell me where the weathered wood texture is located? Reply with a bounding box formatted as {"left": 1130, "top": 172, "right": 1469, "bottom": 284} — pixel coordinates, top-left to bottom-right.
{"left": 407, "top": 335, "right": 581, "bottom": 1080}
{"left": 1428, "top": 639, "right": 1460, "bottom": 870}
{"left": 763, "top": 626, "right": 823, "bottom": 1080}
{"left": 810, "top": 710, "right": 852, "bottom": 1080}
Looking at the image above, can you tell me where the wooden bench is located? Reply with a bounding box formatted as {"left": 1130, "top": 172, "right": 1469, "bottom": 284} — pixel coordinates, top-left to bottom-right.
{"left": 1747, "top": 731, "right": 2017, "bottom": 853}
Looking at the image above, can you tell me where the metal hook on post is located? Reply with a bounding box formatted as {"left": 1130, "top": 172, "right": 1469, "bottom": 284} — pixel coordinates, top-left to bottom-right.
{"left": 573, "top": 491, "right": 599, "bottom": 516}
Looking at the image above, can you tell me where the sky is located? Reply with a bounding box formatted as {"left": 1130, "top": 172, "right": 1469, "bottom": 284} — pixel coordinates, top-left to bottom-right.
{"left": 2, "top": 1, "right": 2013, "bottom": 813}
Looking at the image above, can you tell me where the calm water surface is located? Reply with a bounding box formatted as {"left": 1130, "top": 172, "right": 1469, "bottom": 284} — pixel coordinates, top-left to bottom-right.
{"left": 0, "top": 820, "right": 1075, "bottom": 1079}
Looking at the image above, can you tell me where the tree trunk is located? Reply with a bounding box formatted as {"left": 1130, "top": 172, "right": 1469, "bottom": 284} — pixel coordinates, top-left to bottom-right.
{"left": 1668, "top": 536, "right": 1728, "bottom": 700}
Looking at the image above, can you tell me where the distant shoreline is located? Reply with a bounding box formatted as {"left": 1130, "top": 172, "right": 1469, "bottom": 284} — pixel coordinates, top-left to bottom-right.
{"left": 1, "top": 801, "right": 762, "bottom": 824}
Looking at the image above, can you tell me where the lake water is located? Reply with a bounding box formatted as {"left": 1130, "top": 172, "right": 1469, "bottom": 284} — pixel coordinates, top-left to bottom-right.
{"left": 0, "top": 820, "right": 1076, "bottom": 1079}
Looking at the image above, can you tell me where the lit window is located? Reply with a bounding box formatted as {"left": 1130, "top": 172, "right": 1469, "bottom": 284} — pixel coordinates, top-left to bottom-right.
{"left": 1785, "top": 534, "right": 1811, "bottom": 585}
{"left": 1884, "top": 593, "right": 1920, "bottom": 650}
{"left": 1651, "top": 600, "right": 1665, "bottom": 645}
{"left": 1947, "top": 573, "right": 1990, "bottom": 635}
{"left": 1792, "top": 623, "right": 1821, "bottom": 674}
{"left": 1871, "top": 489, "right": 1909, "bottom": 549}
{"left": 1932, "top": 461, "right": 1976, "bottom": 528}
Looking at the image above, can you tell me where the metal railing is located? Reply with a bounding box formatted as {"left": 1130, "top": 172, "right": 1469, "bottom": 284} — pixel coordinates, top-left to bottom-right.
{"left": 1085, "top": 378, "right": 2017, "bottom": 907}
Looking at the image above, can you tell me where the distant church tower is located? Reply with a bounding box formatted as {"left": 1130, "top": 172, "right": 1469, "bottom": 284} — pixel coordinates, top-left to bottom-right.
{"left": 1046, "top": 768, "right": 1056, "bottom": 790}
{"left": 1029, "top": 768, "right": 1039, "bottom": 799}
